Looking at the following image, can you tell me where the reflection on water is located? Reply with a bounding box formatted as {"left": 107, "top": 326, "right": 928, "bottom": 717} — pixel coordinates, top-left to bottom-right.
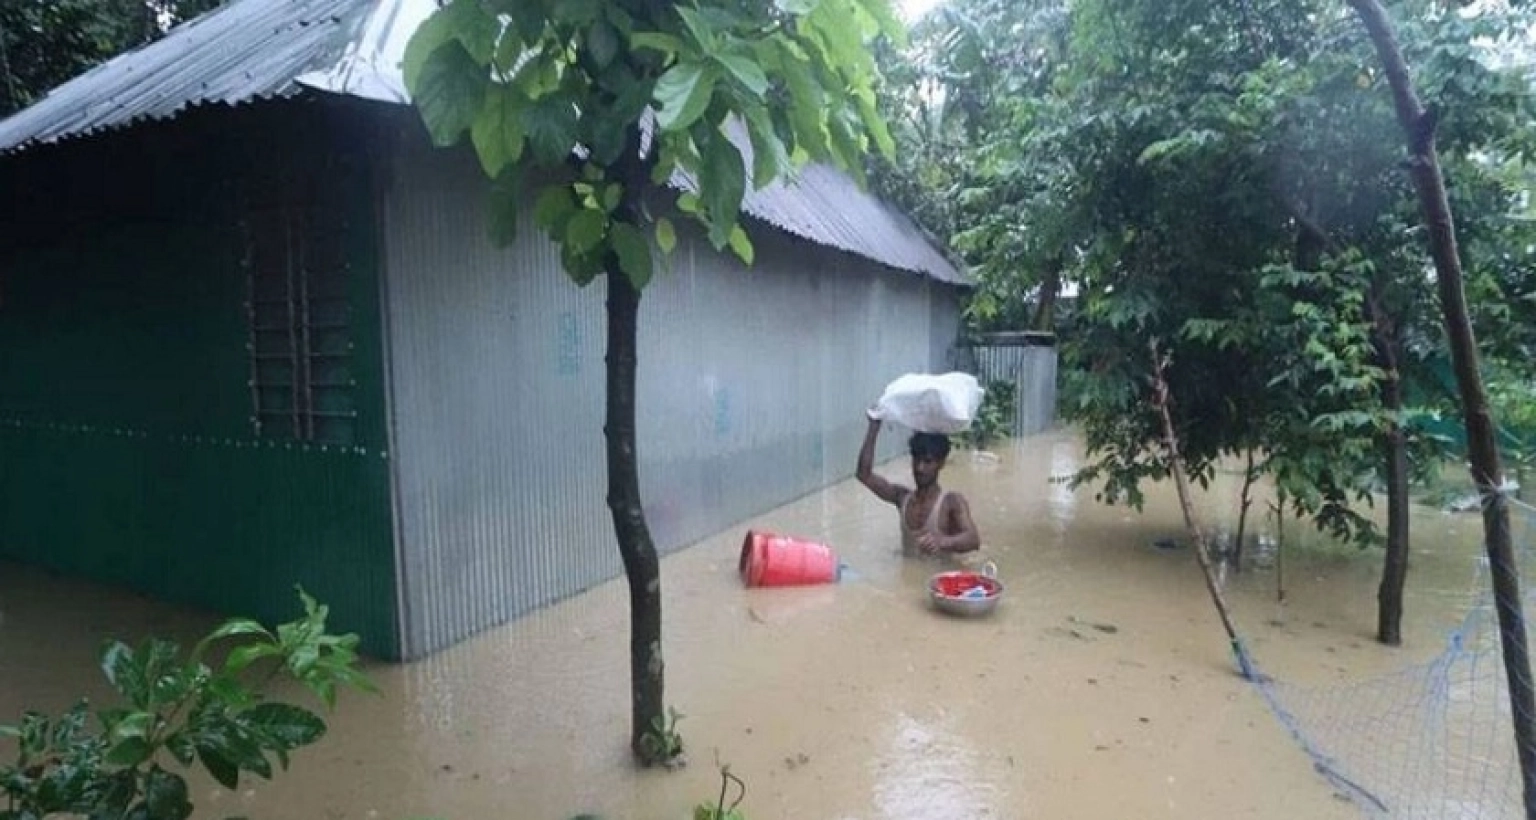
{"left": 872, "top": 711, "right": 1004, "bottom": 820}
{"left": 0, "top": 430, "right": 1491, "bottom": 819}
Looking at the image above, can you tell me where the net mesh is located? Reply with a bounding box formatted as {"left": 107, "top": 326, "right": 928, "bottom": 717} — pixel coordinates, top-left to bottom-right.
{"left": 1250, "top": 496, "right": 1536, "bottom": 818}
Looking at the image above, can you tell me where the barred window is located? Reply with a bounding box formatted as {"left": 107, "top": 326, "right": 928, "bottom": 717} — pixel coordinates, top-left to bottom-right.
{"left": 241, "top": 196, "right": 357, "bottom": 445}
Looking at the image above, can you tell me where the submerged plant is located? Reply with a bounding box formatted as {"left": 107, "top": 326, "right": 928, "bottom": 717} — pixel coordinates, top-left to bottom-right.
{"left": 0, "top": 588, "right": 372, "bottom": 820}
{"left": 693, "top": 766, "right": 746, "bottom": 820}
{"left": 637, "top": 706, "right": 685, "bottom": 768}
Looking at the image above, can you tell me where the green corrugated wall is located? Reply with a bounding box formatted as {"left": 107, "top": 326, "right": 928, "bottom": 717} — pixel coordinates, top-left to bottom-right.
{"left": 0, "top": 101, "right": 401, "bottom": 658}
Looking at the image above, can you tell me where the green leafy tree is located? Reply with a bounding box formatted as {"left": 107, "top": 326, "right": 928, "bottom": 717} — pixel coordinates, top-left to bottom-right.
{"left": 873, "top": 0, "right": 1074, "bottom": 332}
{"left": 880, "top": 0, "right": 1534, "bottom": 646}
{"left": 403, "top": 0, "right": 900, "bottom": 766}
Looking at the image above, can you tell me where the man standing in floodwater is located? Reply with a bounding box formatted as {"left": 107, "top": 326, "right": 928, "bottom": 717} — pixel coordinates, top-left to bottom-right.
{"left": 856, "top": 413, "right": 982, "bottom": 557}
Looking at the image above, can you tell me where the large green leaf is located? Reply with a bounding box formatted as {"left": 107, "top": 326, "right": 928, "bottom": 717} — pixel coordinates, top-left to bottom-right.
{"left": 655, "top": 217, "right": 678, "bottom": 253}
{"left": 105, "top": 737, "right": 153, "bottom": 767}
{"left": 560, "top": 243, "right": 604, "bottom": 286}
{"left": 402, "top": 5, "right": 454, "bottom": 93}
{"left": 196, "top": 745, "right": 239, "bottom": 790}
{"left": 165, "top": 732, "right": 198, "bottom": 767}
{"left": 566, "top": 208, "right": 609, "bottom": 253}
{"left": 415, "top": 41, "right": 488, "bottom": 147}
{"left": 513, "top": 52, "right": 563, "bottom": 100}
{"left": 585, "top": 18, "right": 619, "bottom": 68}
{"left": 534, "top": 185, "right": 577, "bottom": 233}
{"left": 803, "top": 1, "right": 864, "bottom": 69}
{"left": 611, "top": 222, "right": 654, "bottom": 289}
{"left": 743, "top": 106, "right": 791, "bottom": 188}
{"left": 195, "top": 719, "right": 271, "bottom": 780}
{"left": 676, "top": 6, "right": 723, "bottom": 55}
{"left": 502, "top": 0, "right": 546, "bottom": 45}
{"left": 654, "top": 62, "right": 718, "bottom": 132}
{"left": 778, "top": 55, "right": 828, "bottom": 156}
{"left": 244, "top": 704, "right": 326, "bottom": 751}
{"left": 203, "top": 619, "right": 271, "bottom": 643}
{"left": 470, "top": 84, "right": 527, "bottom": 178}
{"left": 403, "top": 0, "right": 497, "bottom": 91}
{"left": 144, "top": 767, "right": 193, "bottom": 820}
{"left": 853, "top": 0, "right": 904, "bottom": 43}
{"left": 715, "top": 52, "right": 769, "bottom": 98}
{"left": 853, "top": 86, "right": 893, "bottom": 160}
{"left": 523, "top": 95, "right": 579, "bottom": 164}
{"left": 699, "top": 133, "right": 747, "bottom": 249}
{"left": 586, "top": 110, "right": 629, "bottom": 167}
{"left": 825, "top": 108, "right": 864, "bottom": 179}
{"left": 108, "top": 710, "right": 155, "bottom": 741}
{"left": 447, "top": 0, "right": 498, "bottom": 64}
{"left": 225, "top": 642, "right": 280, "bottom": 674}
{"left": 728, "top": 224, "right": 755, "bottom": 265}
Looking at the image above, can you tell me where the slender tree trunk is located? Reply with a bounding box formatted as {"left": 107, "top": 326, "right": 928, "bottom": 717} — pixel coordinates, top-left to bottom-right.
{"left": 1150, "top": 341, "right": 1254, "bottom": 679}
{"left": 1347, "top": 1, "right": 1536, "bottom": 813}
{"left": 606, "top": 270, "right": 666, "bottom": 765}
{"left": 1234, "top": 447, "right": 1258, "bottom": 572}
{"left": 1274, "top": 494, "right": 1287, "bottom": 603}
{"left": 1375, "top": 360, "right": 1410, "bottom": 646}
{"left": 1034, "top": 261, "right": 1062, "bottom": 332}
{"left": 605, "top": 132, "right": 668, "bottom": 766}
{"left": 1370, "top": 285, "right": 1410, "bottom": 646}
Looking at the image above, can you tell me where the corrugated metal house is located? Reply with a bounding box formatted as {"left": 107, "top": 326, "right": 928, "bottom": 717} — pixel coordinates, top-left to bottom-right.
{"left": 0, "top": 0, "right": 969, "bottom": 659}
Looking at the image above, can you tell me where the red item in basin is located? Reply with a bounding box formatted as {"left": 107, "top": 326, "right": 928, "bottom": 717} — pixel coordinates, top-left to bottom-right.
{"left": 930, "top": 572, "right": 1002, "bottom": 598}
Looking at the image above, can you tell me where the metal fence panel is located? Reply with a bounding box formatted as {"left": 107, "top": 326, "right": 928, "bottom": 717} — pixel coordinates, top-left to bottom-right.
{"left": 969, "top": 333, "right": 1059, "bottom": 438}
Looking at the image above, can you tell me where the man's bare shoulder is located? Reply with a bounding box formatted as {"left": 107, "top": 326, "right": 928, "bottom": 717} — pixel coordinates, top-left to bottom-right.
{"left": 941, "top": 490, "right": 971, "bottom": 508}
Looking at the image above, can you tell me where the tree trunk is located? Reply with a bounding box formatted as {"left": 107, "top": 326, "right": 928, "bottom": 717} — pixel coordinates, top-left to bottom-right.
{"left": 1370, "top": 285, "right": 1410, "bottom": 647}
{"left": 1033, "top": 261, "right": 1061, "bottom": 332}
{"left": 1233, "top": 447, "right": 1258, "bottom": 572}
{"left": 1348, "top": 1, "right": 1536, "bottom": 814}
{"left": 1375, "top": 352, "right": 1410, "bottom": 646}
{"left": 605, "top": 270, "right": 667, "bottom": 765}
{"left": 1274, "top": 493, "right": 1287, "bottom": 603}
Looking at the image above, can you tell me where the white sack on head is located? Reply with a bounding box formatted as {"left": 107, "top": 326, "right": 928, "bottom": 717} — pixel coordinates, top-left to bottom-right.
{"left": 869, "top": 372, "right": 985, "bottom": 435}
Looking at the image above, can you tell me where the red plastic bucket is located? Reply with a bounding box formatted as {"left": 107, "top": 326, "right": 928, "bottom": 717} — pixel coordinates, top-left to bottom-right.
{"left": 739, "top": 530, "right": 840, "bottom": 587}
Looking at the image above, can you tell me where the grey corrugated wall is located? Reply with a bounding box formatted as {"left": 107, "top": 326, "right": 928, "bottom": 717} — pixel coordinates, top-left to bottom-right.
{"left": 971, "top": 342, "right": 1059, "bottom": 438}
{"left": 379, "top": 137, "right": 960, "bottom": 659}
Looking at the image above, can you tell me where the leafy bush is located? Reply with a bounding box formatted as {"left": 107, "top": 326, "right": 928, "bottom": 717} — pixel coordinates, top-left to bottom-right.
{"left": 0, "top": 588, "right": 372, "bottom": 820}
{"left": 960, "top": 379, "right": 1016, "bottom": 450}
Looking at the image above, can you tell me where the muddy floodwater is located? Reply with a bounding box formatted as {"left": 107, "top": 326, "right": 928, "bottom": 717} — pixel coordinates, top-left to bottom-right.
{"left": 0, "top": 429, "right": 1493, "bottom": 819}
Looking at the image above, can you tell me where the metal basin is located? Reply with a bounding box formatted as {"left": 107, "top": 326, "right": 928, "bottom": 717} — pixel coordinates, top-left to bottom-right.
{"left": 929, "top": 563, "right": 1003, "bottom": 618}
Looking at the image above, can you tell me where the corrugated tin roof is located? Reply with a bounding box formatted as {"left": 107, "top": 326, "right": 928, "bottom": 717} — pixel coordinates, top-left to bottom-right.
{"left": 0, "top": 0, "right": 373, "bottom": 152}
{"left": 673, "top": 121, "right": 966, "bottom": 285}
{"left": 0, "top": 0, "right": 966, "bottom": 285}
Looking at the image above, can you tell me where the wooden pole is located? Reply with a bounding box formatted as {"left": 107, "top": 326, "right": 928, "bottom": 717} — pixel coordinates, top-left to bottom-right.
{"left": 1149, "top": 340, "right": 1255, "bottom": 679}
{"left": 1272, "top": 497, "right": 1287, "bottom": 604}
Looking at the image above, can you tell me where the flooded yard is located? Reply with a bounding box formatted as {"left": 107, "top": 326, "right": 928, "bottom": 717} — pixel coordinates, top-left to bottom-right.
{"left": 0, "top": 429, "right": 1493, "bottom": 819}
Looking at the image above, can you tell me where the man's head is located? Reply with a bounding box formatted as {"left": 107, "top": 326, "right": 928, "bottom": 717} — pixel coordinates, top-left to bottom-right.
{"left": 909, "top": 432, "right": 951, "bottom": 488}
